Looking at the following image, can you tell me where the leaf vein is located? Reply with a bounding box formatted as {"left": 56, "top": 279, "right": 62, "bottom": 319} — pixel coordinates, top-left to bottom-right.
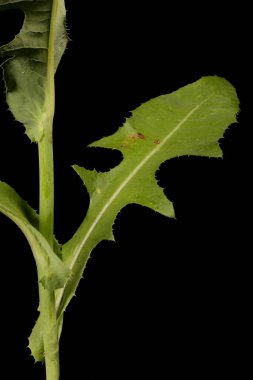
{"left": 55, "top": 93, "right": 214, "bottom": 311}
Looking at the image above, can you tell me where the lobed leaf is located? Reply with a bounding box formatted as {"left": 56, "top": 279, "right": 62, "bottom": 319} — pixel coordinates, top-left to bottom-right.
{"left": 54, "top": 76, "right": 239, "bottom": 317}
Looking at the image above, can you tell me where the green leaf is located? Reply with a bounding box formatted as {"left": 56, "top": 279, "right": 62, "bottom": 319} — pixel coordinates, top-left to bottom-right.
{"left": 0, "top": 0, "right": 68, "bottom": 141}
{"left": 28, "top": 314, "right": 44, "bottom": 363}
{"left": 0, "top": 179, "right": 69, "bottom": 361}
{"left": 28, "top": 313, "right": 63, "bottom": 363}
{"left": 0, "top": 180, "right": 69, "bottom": 290}
{"left": 54, "top": 76, "right": 239, "bottom": 317}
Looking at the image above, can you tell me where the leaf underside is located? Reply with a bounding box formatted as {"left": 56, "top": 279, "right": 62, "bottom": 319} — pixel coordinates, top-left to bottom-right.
{"left": 0, "top": 0, "right": 67, "bottom": 141}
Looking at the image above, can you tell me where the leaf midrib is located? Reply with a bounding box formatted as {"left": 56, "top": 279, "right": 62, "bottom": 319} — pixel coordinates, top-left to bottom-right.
{"left": 55, "top": 93, "right": 214, "bottom": 312}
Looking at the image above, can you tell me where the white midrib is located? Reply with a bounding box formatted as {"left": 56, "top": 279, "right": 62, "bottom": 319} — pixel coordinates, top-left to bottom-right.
{"left": 56, "top": 94, "right": 213, "bottom": 311}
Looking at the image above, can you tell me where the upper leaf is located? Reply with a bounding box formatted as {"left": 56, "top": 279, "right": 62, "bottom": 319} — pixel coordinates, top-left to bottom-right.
{"left": 55, "top": 76, "right": 239, "bottom": 316}
{"left": 0, "top": 0, "right": 67, "bottom": 141}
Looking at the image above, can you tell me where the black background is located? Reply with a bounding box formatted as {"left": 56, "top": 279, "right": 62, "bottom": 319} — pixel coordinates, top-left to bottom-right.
{"left": 0, "top": 1, "right": 250, "bottom": 379}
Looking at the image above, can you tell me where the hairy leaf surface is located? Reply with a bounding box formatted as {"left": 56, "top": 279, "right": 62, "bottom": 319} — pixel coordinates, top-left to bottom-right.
{"left": 55, "top": 76, "right": 239, "bottom": 316}
{"left": 0, "top": 0, "right": 67, "bottom": 141}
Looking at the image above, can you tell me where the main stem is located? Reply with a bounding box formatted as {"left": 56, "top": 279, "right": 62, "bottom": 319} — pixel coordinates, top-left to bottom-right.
{"left": 39, "top": 131, "right": 54, "bottom": 247}
{"left": 38, "top": 1, "right": 60, "bottom": 379}
{"left": 38, "top": 126, "right": 60, "bottom": 380}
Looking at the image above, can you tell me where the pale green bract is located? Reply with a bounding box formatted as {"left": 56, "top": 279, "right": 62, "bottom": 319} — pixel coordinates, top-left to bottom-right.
{"left": 0, "top": 0, "right": 67, "bottom": 141}
{"left": 0, "top": 0, "right": 239, "bottom": 373}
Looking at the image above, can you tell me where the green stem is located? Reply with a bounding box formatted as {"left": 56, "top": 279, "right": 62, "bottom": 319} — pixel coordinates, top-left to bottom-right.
{"left": 38, "top": 1, "right": 60, "bottom": 378}
{"left": 38, "top": 129, "right": 60, "bottom": 380}
{"left": 38, "top": 281, "right": 60, "bottom": 380}
{"left": 38, "top": 132, "right": 54, "bottom": 247}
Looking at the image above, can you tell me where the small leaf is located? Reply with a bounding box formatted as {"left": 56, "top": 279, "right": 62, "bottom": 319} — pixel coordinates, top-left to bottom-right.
{"left": 0, "top": 0, "right": 68, "bottom": 141}
{"left": 28, "top": 316, "right": 44, "bottom": 363}
{"left": 28, "top": 313, "right": 63, "bottom": 363}
{"left": 54, "top": 76, "right": 239, "bottom": 317}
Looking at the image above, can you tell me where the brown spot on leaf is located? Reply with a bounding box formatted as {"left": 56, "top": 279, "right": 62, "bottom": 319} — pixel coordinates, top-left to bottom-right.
{"left": 154, "top": 139, "right": 160, "bottom": 144}
{"left": 128, "top": 132, "right": 145, "bottom": 141}
{"left": 129, "top": 133, "right": 138, "bottom": 140}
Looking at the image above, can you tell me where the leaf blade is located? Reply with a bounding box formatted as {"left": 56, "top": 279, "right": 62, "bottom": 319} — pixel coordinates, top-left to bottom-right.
{"left": 55, "top": 76, "right": 239, "bottom": 316}
{"left": 0, "top": 180, "right": 69, "bottom": 290}
{"left": 0, "top": 0, "right": 68, "bottom": 141}
{"left": 0, "top": 180, "right": 69, "bottom": 361}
